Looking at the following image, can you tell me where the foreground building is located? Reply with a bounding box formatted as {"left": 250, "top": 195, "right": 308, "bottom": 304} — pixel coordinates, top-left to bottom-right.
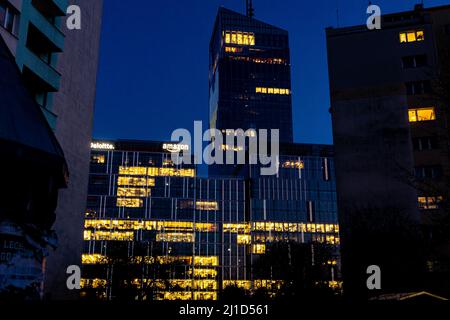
{"left": 0, "top": 0, "right": 103, "bottom": 299}
{"left": 0, "top": 34, "right": 67, "bottom": 299}
{"left": 327, "top": 4, "right": 450, "bottom": 297}
{"left": 80, "top": 140, "right": 339, "bottom": 300}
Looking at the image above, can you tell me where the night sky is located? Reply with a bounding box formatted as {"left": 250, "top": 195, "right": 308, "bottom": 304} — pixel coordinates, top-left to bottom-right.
{"left": 93, "top": 0, "right": 450, "bottom": 145}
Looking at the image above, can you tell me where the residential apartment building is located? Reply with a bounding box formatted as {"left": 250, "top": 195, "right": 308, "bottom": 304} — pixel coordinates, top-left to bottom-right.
{"left": 0, "top": 0, "right": 103, "bottom": 299}
{"left": 327, "top": 4, "right": 450, "bottom": 297}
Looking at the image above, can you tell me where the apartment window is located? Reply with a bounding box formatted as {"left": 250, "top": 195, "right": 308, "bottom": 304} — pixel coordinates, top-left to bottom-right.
{"left": 402, "top": 55, "right": 427, "bottom": 69}
{"left": 399, "top": 30, "right": 424, "bottom": 43}
{"left": 0, "top": 3, "right": 6, "bottom": 27}
{"left": 414, "top": 166, "right": 442, "bottom": 180}
{"left": 445, "top": 24, "right": 450, "bottom": 35}
{"left": 412, "top": 136, "right": 438, "bottom": 151}
{"left": 0, "top": 2, "right": 20, "bottom": 36}
{"left": 406, "top": 81, "right": 432, "bottom": 95}
{"left": 408, "top": 107, "right": 436, "bottom": 122}
{"left": 418, "top": 196, "right": 443, "bottom": 210}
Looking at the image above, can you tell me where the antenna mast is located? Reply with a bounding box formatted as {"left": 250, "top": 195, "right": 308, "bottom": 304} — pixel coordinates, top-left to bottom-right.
{"left": 246, "top": 0, "right": 255, "bottom": 18}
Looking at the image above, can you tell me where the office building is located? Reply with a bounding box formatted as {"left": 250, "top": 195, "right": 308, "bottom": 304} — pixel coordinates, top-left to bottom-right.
{"left": 80, "top": 140, "right": 339, "bottom": 300}
{"left": 208, "top": 6, "right": 293, "bottom": 177}
{"left": 327, "top": 4, "right": 450, "bottom": 297}
{"left": 0, "top": 0, "right": 103, "bottom": 299}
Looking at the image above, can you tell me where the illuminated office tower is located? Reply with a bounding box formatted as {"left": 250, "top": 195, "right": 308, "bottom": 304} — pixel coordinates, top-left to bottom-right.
{"left": 81, "top": 140, "right": 339, "bottom": 300}
{"left": 0, "top": 0, "right": 103, "bottom": 298}
{"left": 208, "top": 7, "right": 293, "bottom": 177}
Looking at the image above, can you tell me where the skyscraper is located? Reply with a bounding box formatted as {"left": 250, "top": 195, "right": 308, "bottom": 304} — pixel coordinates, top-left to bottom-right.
{"left": 209, "top": 7, "right": 293, "bottom": 144}
{"left": 0, "top": 0, "right": 103, "bottom": 299}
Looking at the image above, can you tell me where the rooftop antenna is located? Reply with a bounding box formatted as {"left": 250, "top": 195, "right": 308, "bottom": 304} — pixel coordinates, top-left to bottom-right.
{"left": 246, "top": 0, "right": 255, "bottom": 18}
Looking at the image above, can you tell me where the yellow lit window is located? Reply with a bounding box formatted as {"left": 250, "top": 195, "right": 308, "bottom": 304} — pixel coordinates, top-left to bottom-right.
{"left": 117, "top": 177, "right": 155, "bottom": 187}
{"left": 80, "top": 278, "right": 107, "bottom": 289}
{"left": 408, "top": 107, "right": 436, "bottom": 122}
{"left": 223, "top": 280, "right": 252, "bottom": 290}
{"left": 188, "top": 268, "right": 218, "bottom": 278}
{"left": 119, "top": 166, "right": 147, "bottom": 175}
{"left": 82, "top": 254, "right": 105, "bottom": 265}
{"left": 160, "top": 292, "right": 192, "bottom": 301}
{"left": 116, "top": 198, "right": 143, "bottom": 208}
{"left": 237, "top": 33, "right": 243, "bottom": 45}
{"left": 237, "top": 234, "right": 251, "bottom": 245}
{"left": 84, "top": 230, "right": 134, "bottom": 241}
{"left": 418, "top": 196, "right": 443, "bottom": 209}
{"left": 91, "top": 154, "right": 105, "bottom": 164}
{"left": 252, "top": 244, "right": 266, "bottom": 254}
{"left": 117, "top": 187, "right": 150, "bottom": 197}
{"left": 223, "top": 223, "right": 251, "bottom": 234}
{"left": 193, "top": 292, "right": 218, "bottom": 301}
{"left": 195, "top": 201, "right": 219, "bottom": 211}
{"left": 224, "top": 31, "right": 255, "bottom": 46}
{"left": 231, "top": 32, "right": 237, "bottom": 44}
{"left": 156, "top": 233, "right": 194, "bottom": 243}
{"left": 282, "top": 160, "right": 304, "bottom": 169}
{"left": 400, "top": 30, "right": 425, "bottom": 43}
{"left": 255, "top": 87, "right": 290, "bottom": 95}
{"left": 194, "top": 256, "right": 219, "bottom": 266}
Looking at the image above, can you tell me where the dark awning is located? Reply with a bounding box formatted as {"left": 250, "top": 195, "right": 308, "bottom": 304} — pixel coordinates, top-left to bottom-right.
{"left": 0, "top": 35, "right": 68, "bottom": 188}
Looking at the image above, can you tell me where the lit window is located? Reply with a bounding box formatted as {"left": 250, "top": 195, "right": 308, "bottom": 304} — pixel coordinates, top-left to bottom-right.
{"left": 224, "top": 30, "right": 255, "bottom": 46}
{"left": 408, "top": 108, "right": 436, "bottom": 122}
{"left": 237, "top": 234, "right": 251, "bottom": 245}
{"left": 281, "top": 160, "right": 304, "bottom": 169}
{"left": 80, "top": 278, "right": 107, "bottom": 289}
{"left": 255, "top": 87, "right": 291, "bottom": 95}
{"left": 196, "top": 201, "right": 219, "bottom": 211}
{"left": 116, "top": 198, "right": 143, "bottom": 208}
{"left": 188, "top": 268, "right": 218, "bottom": 278}
{"left": 418, "top": 196, "right": 443, "bottom": 209}
{"left": 91, "top": 154, "right": 105, "bottom": 164}
{"left": 117, "top": 177, "right": 155, "bottom": 187}
{"left": 223, "top": 280, "right": 252, "bottom": 290}
{"left": 399, "top": 30, "right": 425, "bottom": 43}
{"left": 117, "top": 187, "right": 150, "bottom": 197}
{"left": 84, "top": 230, "right": 134, "bottom": 241}
{"left": 156, "top": 233, "right": 194, "bottom": 243}
{"left": 194, "top": 256, "right": 219, "bottom": 266}
{"left": 252, "top": 244, "right": 266, "bottom": 254}
{"left": 119, "top": 166, "right": 195, "bottom": 177}
{"left": 82, "top": 254, "right": 105, "bottom": 265}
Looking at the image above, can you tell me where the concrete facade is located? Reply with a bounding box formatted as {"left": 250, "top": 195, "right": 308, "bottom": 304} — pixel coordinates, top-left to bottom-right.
{"left": 44, "top": 0, "right": 103, "bottom": 300}
{"left": 327, "top": 4, "right": 450, "bottom": 297}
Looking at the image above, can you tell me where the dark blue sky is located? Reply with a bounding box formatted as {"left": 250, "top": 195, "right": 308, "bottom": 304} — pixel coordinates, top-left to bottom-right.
{"left": 93, "top": 0, "right": 450, "bottom": 145}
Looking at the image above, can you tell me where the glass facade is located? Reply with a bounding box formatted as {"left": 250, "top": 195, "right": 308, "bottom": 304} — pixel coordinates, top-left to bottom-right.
{"left": 209, "top": 8, "right": 293, "bottom": 144}
{"left": 81, "top": 141, "right": 340, "bottom": 300}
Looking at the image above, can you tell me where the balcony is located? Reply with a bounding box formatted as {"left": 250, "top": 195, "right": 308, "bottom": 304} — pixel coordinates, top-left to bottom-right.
{"left": 20, "top": 46, "right": 61, "bottom": 92}
{"left": 27, "top": 3, "right": 65, "bottom": 52}
{"left": 32, "top": 0, "right": 67, "bottom": 18}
